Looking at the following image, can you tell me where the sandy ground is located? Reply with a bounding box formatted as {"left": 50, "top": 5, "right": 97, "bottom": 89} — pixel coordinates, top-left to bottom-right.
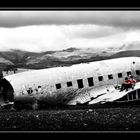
{"left": 0, "top": 105, "right": 140, "bottom": 131}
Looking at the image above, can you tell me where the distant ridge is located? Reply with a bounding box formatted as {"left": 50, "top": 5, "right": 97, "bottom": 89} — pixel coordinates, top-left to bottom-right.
{"left": 0, "top": 41, "right": 140, "bottom": 70}
{"left": 119, "top": 41, "right": 140, "bottom": 51}
{"left": 62, "top": 47, "right": 79, "bottom": 52}
{"left": 110, "top": 50, "right": 140, "bottom": 58}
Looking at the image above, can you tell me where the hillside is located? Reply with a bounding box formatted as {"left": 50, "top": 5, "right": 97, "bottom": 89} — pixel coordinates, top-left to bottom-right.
{"left": 120, "top": 41, "right": 140, "bottom": 51}
{"left": 0, "top": 47, "right": 114, "bottom": 70}
{"left": 0, "top": 41, "right": 140, "bottom": 70}
{"left": 110, "top": 50, "right": 140, "bottom": 58}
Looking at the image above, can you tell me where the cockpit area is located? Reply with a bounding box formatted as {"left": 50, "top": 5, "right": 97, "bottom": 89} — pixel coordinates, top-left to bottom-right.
{"left": 0, "top": 78, "right": 14, "bottom": 106}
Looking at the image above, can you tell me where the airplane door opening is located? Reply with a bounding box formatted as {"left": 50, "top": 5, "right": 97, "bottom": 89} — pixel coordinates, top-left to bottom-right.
{"left": 0, "top": 78, "right": 14, "bottom": 104}
{"left": 77, "top": 79, "right": 84, "bottom": 88}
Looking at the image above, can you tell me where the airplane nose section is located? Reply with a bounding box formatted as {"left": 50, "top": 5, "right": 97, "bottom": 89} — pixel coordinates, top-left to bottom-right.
{"left": 0, "top": 78, "right": 15, "bottom": 104}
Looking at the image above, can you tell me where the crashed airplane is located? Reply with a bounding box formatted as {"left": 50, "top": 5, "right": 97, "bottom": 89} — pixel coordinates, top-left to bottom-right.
{"left": 1, "top": 57, "right": 140, "bottom": 110}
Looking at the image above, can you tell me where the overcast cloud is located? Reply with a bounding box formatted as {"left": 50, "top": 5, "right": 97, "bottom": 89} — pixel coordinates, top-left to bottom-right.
{"left": 0, "top": 11, "right": 139, "bottom": 52}
{"left": 0, "top": 11, "right": 140, "bottom": 28}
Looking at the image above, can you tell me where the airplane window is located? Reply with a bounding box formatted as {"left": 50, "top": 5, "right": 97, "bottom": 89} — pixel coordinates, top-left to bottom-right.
{"left": 56, "top": 83, "right": 61, "bottom": 89}
{"left": 77, "top": 79, "right": 84, "bottom": 88}
{"left": 27, "top": 88, "right": 33, "bottom": 95}
{"left": 87, "top": 77, "right": 94, "bottom": 87}
{"left": 108, "top": 74, "right": 113, "bottom": 80}
{"left": 118, "top": 73, "right": 123, "bottom": 78}
{"left": 98, "top": 76, "right": 103, "bottom": 81}
{"left": 136, "top": 70, "right": 140, "bottom": 75}
{"left": 67, "top": 81, "right": 73, "bottom": 87}
{"left": 127, "top": 71, "right": 131, "bottom": 76}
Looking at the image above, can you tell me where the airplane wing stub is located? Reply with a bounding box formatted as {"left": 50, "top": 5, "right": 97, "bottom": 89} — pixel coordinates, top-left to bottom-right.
{"left": 88, "top": 82, "right": 140, "bottom": 105}
{"left": 68, "top": 82, "right": 140, "bottom": 106}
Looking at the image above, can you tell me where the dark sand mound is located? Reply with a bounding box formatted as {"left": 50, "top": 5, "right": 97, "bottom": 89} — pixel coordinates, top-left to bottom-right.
{"left": 0, "top": 106, "right": 140, "bottom": 131}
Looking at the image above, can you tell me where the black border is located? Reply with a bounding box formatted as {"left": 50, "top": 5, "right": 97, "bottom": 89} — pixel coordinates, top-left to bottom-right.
{"left": 0, "top": 3, "right": 140, "bottom": 138}
{"left": 0, "top": 0, "right": 140, "bottom": 8}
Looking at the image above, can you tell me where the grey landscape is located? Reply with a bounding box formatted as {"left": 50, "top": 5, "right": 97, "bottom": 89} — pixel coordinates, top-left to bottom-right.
{"left": 1, "top": 10, "right": 140, "bottom": 132}
{"left": 1, "top": 41, "right": 140, "bottom": 71}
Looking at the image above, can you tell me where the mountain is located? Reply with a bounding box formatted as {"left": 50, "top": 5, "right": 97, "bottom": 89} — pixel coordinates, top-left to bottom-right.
{"left": 0, "top": 49, "right": 39, "bottom": 70}
{"left": 119, "top": 41, "right": 140, "bottom": 51}
{"left": 0, "top": 47, "right": 113, "bottom": 70}
{"left": 1, "top": 41, "right": 140, "bottom": 70}
{"left": 107, "top": 41, "right": 140, "bottom": 59}
{"left": 25, "top": 47, "right": 114, "bottom": 69}
{"left": 110, "top": 50, "right": 140, "bottom": 58}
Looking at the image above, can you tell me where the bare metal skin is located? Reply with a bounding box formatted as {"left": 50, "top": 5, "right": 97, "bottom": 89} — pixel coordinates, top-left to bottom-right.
{"left": 1, "top": 57, "right": 140, "bottom": 110}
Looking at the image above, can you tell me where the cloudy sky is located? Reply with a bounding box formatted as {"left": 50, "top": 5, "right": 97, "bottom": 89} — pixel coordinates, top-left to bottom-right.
{"left": 0, "top": 11, "right": 140, "bottom": 52}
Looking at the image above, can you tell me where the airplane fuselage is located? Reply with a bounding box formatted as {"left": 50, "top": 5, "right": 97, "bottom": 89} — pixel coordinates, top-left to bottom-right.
{"left": 3, "top": 57, "right": 140, "bottom": 107}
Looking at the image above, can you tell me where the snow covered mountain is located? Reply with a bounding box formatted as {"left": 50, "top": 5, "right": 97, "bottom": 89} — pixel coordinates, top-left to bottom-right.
{"left": 1, "top": 41, "right": 140, "bottom": 70}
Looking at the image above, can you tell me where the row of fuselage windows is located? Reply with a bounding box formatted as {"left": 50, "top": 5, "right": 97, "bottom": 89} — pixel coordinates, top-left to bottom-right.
{"left": 55, "top": 70, "right": 140, "bottom": 90}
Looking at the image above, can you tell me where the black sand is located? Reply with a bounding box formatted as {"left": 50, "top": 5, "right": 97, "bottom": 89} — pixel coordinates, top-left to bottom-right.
{"left": 0, "top": 106, "right": 140, "bottom": 131}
